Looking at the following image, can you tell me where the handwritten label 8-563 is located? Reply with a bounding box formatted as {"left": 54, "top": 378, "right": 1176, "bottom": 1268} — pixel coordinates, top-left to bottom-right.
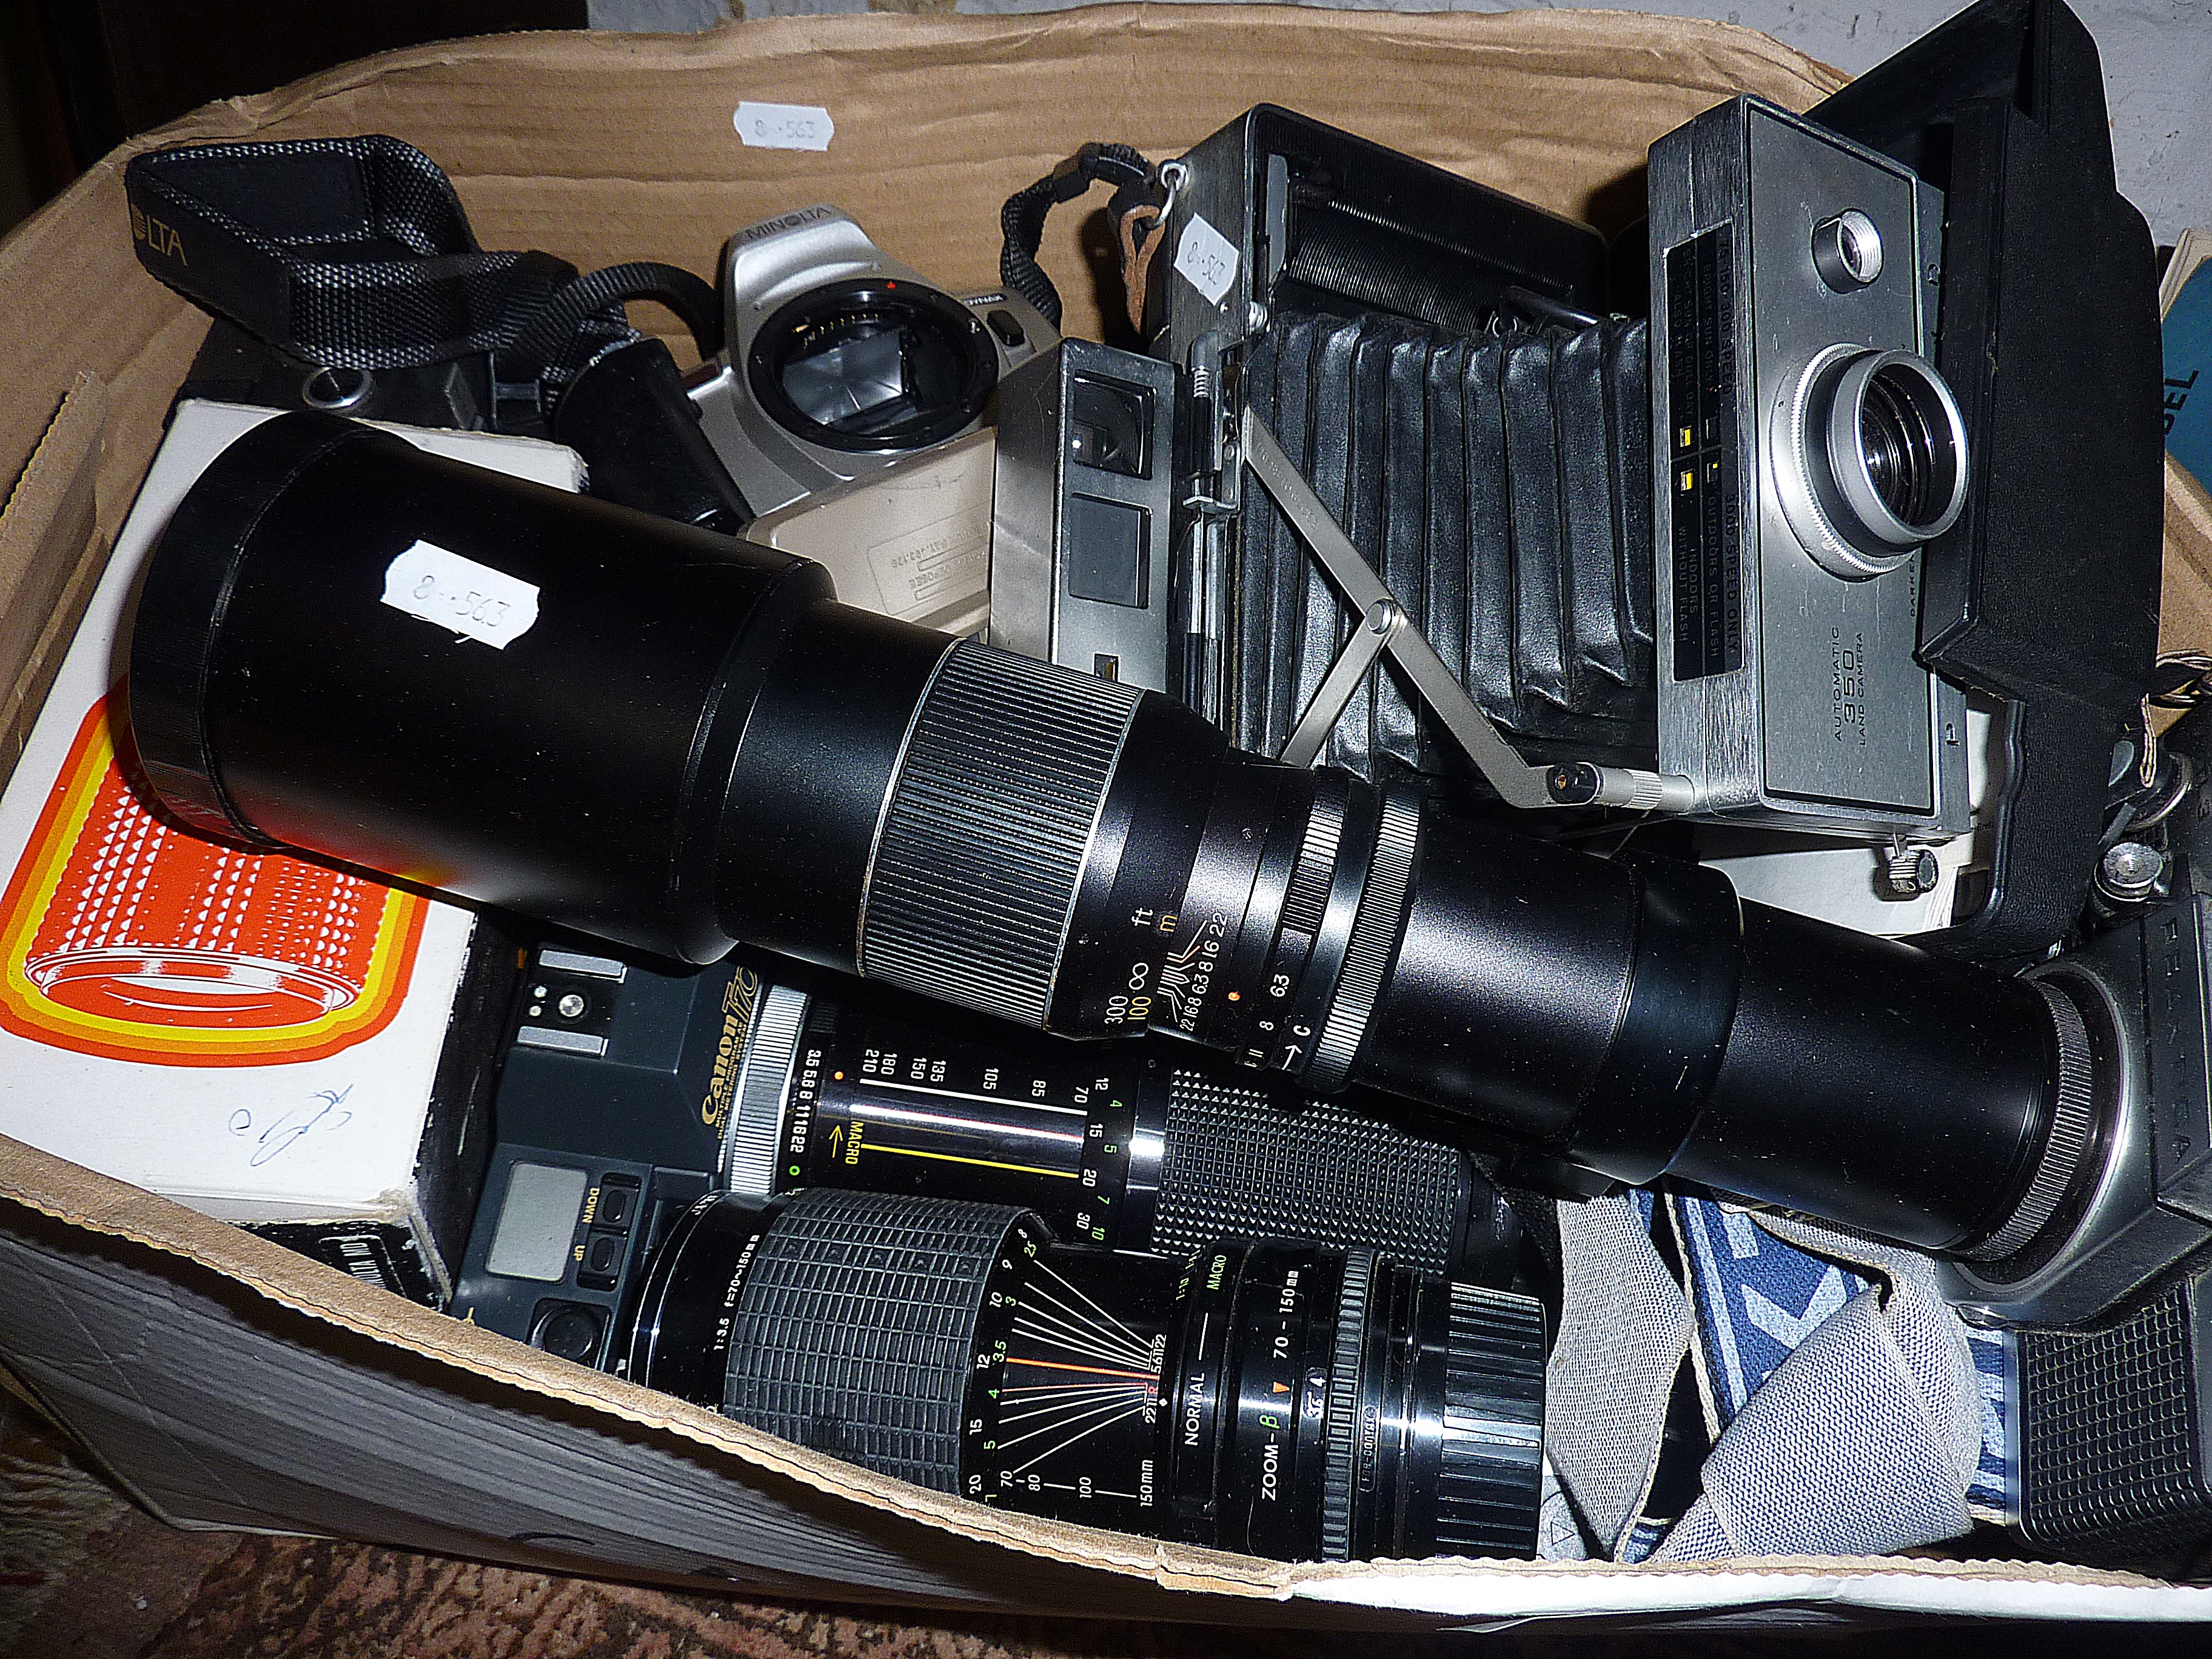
{"left": 734, "top": 102, "right": 835, "bottom": 152}
{"left": 381, "top": 541, "right": 540, "bottom": 649}
{"left": 1173, "top": 213, "right": 1240, "bottom": 309}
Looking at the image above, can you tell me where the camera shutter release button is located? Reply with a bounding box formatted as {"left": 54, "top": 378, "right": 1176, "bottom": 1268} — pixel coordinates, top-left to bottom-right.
{"left": 1812, "top": 210, "right": 1883, "bottom": 291}
{"left": 531, "top": 1301, "right": 605, "bottom": 1364}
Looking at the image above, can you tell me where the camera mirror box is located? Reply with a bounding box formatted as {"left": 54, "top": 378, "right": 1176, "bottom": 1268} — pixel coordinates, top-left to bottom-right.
{"left": 0, "top": 400, "right": 582, "bottom": 1305}
{"left": 6, "top": 0, "right": 2212, "bottom": 1634}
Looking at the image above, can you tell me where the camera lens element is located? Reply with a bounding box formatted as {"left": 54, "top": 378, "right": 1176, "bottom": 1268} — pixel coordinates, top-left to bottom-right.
{"left": 1775, "top": 343, "right": 1968, "bottom": 579}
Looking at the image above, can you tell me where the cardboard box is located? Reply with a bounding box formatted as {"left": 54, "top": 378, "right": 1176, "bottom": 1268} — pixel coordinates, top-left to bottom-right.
{"left": 4, "top": 4, "right": 2212, "bottom": 1630}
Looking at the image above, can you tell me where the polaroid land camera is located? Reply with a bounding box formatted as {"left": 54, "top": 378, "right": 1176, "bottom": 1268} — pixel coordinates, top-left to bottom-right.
{"left": 688, "top": 206, "right": 1055, "bottom": 517}
{"left": 1137, "top": 0, "right": 2162, "bottom": 964}
{"left": 1649, "top": 100, "right": 1969, "bottom": 844}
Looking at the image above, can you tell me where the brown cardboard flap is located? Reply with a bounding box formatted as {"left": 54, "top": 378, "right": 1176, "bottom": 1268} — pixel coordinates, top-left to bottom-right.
{"left": 0, "top": 1130, "right": 2170, "bottom": 1604}
{"left": 65, "top": 8, "right": 1842, "bottom": 352}
{"left": 2164, "top": 454, "right": 2212, "bottom": 655}
{"left": 0, "top": 375, "right": 111, "bottom": 767}
{"left": 0, "top": 1128, "right": 1288, "bottom": 1597}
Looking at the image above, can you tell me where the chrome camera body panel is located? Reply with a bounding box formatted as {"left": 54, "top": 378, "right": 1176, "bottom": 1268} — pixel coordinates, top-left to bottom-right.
{"left": 1651, "top": 98, "right": 1970, "bottom": 841}
{"left": 689, "top": 206, "right": 1054, "bottom": 518}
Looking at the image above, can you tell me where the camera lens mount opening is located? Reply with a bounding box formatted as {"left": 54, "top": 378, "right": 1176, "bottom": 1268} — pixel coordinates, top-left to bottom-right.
{"left": 1774, "top": 344, "right": 1969, "bottom": 580}
{"left": 746, "top": 278, "right": 997, "bottom": 455}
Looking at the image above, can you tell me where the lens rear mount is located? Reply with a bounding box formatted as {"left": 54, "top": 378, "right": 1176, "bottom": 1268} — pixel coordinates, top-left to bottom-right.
{"left": 746, "top": 277, "right": 997, "bottom": 455}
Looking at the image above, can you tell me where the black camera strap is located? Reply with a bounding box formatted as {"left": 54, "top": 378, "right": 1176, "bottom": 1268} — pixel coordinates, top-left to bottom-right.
{"left": 492, "top": 260, "right": 723, "bottom": 432}
{"left": 125, "top": 136, "right": 722, "bottom": 427}
{"left": 997, "top": 141, "right": 1155, "bottom": 329}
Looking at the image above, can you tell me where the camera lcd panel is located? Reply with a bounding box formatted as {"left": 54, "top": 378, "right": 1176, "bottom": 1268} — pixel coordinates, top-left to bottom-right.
{"left": 484, "top": 1161, "right": 587, "bottom": 1281}
{"left": 1065, "top": 495, "right": 1149, "bottom": 608}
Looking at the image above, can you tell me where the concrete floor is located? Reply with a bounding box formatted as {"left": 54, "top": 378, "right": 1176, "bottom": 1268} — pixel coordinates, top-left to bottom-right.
{"left": 591, "top": 0, "right": 2207, "bottom": 247}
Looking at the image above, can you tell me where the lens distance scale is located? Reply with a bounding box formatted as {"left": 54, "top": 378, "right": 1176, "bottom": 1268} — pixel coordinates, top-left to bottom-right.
{"left": 960, "top": 1220, "right": 1175, "bottom": 1534}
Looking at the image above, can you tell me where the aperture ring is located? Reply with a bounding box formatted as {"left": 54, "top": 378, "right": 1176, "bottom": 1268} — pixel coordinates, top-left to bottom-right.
{"left": 1320, "top": 1247, "right": 1375, "bottom": 1561}
{"left": 1305, "top": 790, "right": 1421, "bottom": 1093}
{"left": 859, "top": 643, "right": 1139, "bottom": 1028}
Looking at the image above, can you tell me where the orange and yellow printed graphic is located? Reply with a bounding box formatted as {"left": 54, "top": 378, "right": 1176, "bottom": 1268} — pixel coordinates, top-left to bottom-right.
{"left": 0, "top": 691, "right": 426, "bottom": 1065}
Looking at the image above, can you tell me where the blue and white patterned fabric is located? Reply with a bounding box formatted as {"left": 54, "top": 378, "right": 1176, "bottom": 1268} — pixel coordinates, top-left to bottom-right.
{"left": 1670, "top": 1195, "right": 2016, "bottom": 1526}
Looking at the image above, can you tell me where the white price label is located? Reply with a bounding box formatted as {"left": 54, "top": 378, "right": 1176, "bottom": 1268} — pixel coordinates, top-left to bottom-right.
{"left": 381, "top": 541, "right": 539, "bottom": 650}
{"left": 734, "top": 101, "right": 835, "bottom": 152}
{"left": 1173, "top": 213, "right": 1240, "bottom": 308}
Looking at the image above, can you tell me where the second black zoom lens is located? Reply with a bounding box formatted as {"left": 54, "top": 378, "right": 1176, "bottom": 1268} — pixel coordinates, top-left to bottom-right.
{"left": 623, "top": 1187, "right": 1546, "bottom": 1561}
{"left": 128, "top": 412, "right": 2093, "bottom": 1271}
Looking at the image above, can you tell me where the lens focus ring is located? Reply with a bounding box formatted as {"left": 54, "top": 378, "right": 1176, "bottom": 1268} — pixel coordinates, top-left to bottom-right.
{"left": 1306, "top": 789, "right": 1421, "bottom": 1093}
{"left": 1320, "top": 1247, "right": 1375, "bottom": 1561}
{"left": 860, "top": 643, "right": 1140, "bottom": 1028}
{"left": 1433, "top": 1281, "right": 1547, "bottom": 1557}
{"left": 722, "top": 981, "right": 810, "bottom": 1196}
{"left": 720, "top": 1188, "right": 1026, "bottom": 1492}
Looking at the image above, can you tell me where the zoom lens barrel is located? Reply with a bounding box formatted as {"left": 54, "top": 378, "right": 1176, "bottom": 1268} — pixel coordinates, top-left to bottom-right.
{"left": 716, "top": 976, "right": 1493, "bottom": 1275}
{"left": 625, "top": 1187, "right": 1546, "bottom": 1560}
{"left": 128, "top": 412, "right": 2102, "bottom": 1274}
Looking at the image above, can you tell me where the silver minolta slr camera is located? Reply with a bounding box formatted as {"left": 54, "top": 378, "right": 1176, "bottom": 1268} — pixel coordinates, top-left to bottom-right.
{"left": 689, "top": 206, "right": 1053, "bottom": 516}
{"left": 1650, "top": 98, "right": 1971, "bottom": 840}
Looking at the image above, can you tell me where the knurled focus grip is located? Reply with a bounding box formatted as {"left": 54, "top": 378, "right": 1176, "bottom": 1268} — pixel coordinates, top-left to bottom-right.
{"left": 860, "top": 643, "right": 1141, "bottom": 1027}
{"left": 720, "top": 1188, "right": 1027, "bottom": 1492}
{"left": 720, "top": 982, "right": 810, "bottom": 1198}
{"left": 1155, "top": 1069, "right": 1465, "bottom": 1273}
{"left": 1433, "top": 1281, "right": 1547, "bottom": 1557}
{"left": 1320, "top": 1248, "right": 1376, "bottom": 1561}
{"left": 1307, "top": 788, "right": 1422, "bottom": 1093}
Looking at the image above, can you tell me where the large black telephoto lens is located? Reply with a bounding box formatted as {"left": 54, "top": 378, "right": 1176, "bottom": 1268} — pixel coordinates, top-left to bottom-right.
{"left": 622, "top": 1187, "right": 1546, "bottom": 1561}
{"left": 127, "top": 414, "right": 2099, "bottom": 1278}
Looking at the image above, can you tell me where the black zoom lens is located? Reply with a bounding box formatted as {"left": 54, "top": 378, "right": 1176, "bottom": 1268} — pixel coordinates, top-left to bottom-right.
{"left": 624, "top": 1187, "right": 1546, "bottom": 1561}
{"left": 128, "top": 414, "right": 2101, "bottom": 1289}
{"left": 718, "top": 977, "right": 1500, "bottom": 1276}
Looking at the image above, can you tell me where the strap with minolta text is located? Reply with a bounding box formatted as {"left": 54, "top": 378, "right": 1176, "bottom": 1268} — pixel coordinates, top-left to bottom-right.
{"left": 126, "top": 135, "right": 575, "bottom": 371}
{"left": 124, "top": 135, "right": 723, "bottom": 420}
